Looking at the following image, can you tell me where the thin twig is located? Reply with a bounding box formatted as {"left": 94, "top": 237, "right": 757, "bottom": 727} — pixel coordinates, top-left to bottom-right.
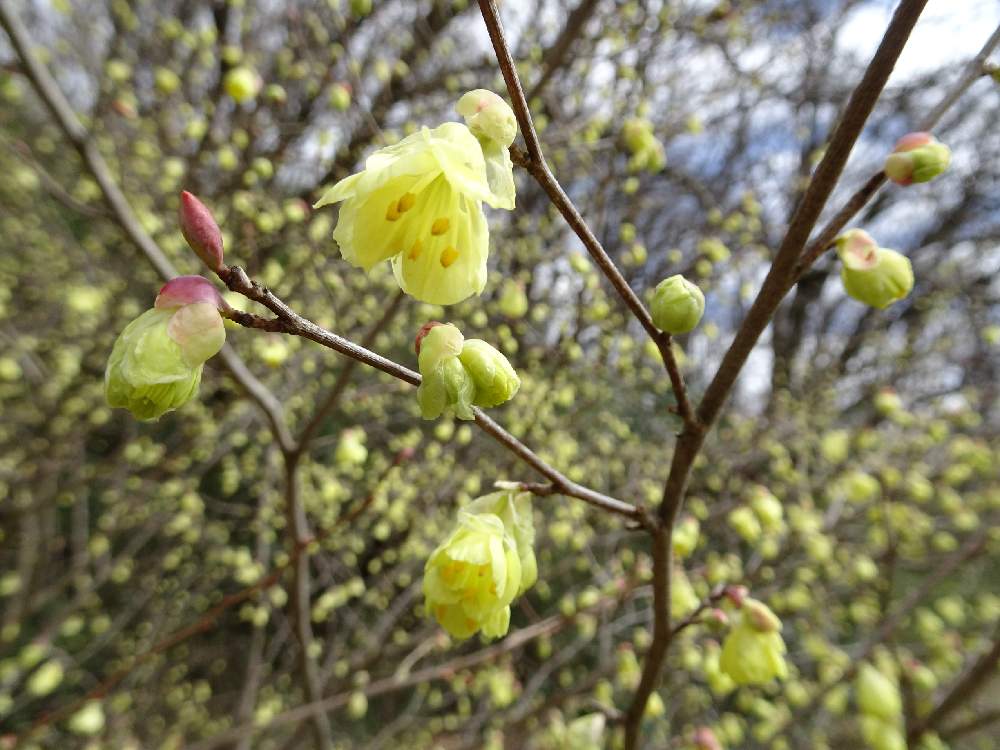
{"left": 16, "top": 454, "right": 407, "bottom": 743}
{"left": 216, "top": 266, "right": 650, "bottom": 527}
{"left": 0, "top": 4, "right": 295, "bottom": 453}
{"left": 621, "top": 3, "right": 929, "bottom": 745}
{"left": 907, "top": 622, "right": 1000, "bottom": 743}
{"left": 477, "top": 0, "right": 696, "bottom": 428}
{"left": 795, "top": 22, "right": 1000, "bottom": 277}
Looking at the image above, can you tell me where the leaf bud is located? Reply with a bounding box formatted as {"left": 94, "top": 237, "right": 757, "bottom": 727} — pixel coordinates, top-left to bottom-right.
{"left": 179, "top": 191, "right": 225, "bottom": 271}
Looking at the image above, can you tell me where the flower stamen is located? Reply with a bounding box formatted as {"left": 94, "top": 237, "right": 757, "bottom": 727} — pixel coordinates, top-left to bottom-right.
{"left": 385, "top": 201, "right": 400, "bottom": 221}
{"left": 408, "top": 240, "right": 422, "bottom": 260}
{"left": 440, "top": 247, "right": 459, "bottom": 268}
{"left": 431, "top": 217, "right": 450, "bottom": 235}
{"left": 397, "top": 193, "right": 416, "bottom": 212}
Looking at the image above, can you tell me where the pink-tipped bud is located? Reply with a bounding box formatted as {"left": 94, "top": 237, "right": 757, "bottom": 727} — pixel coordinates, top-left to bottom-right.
{"left": 707, "top": 608, "right": 730, "bottom": 627}
{"left": 884, "top": 132, "right": 950, "bottom": 186}
{"left": 179, "top": 191, "right": 224, "bottom": 271}
{"left": 155, "top": 275, "right": 228, "bottom": 312}
{"left": 693, "top": 727, "right": 722, "bottom": 750}
{"left": 724, "top": 585, "right": 748, "bottom": 608}
{"left": 414, "top": 321, "right": 444, "bottom": 355}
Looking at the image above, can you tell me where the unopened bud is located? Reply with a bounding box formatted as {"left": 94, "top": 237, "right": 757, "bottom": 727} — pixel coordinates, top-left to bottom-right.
{"left": 459, "top": 339, "right": 520, "bottom": 408}
{"left": 836, "top": 229, "right": 913, "bottom": 309}
{"left": 650, "top": 274, "right": 705, "bottom": 334}
{"left": 724, "top": 585, "right": 748, "bottom": 608}
{"left": 693, "top": 727, "right": 723, "bottom": 750}
{"left": 223, "top": 66, "right": 261, "bottom": 103}
{"left": 179, "top": 191, "right": 225, "bottom": 271}
{"left": 456, "top": 89, "right": 518, "bottom": 148}
{"left": 744, "top": 598, "right": 782, "bottom": 633}
{"left": 884, "top": 132, "right": 950, "bottom": 186}
{"left": 329, "top": 82, "right": 351, "bottom": 111}
{"left": 155, "top": 275, "right": 227, "bottom": 311}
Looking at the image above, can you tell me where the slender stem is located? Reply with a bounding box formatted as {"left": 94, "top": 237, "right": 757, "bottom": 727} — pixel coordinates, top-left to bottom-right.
{"left": 477, "top": 0, "right": 696, "bottom": 428}
{"left": 795, "top": 22, "right": 1000, "bottom": 278}
{"left": 216, "top": 266, "right": 650, "bottom": 526}
{"left": 0, "top": 3, "right": 295, "bottom": 453}
{"left": 620, "top": 2, "right": 929, "bottom": 744}
{"left": 907, "top": 623, "right": 1000, "bottom": 743}
{"left": 281, "top": 458, "right": 334, "bottom": 749}
{"left": 294, "top": 290, "right": 406, "bottom": 455}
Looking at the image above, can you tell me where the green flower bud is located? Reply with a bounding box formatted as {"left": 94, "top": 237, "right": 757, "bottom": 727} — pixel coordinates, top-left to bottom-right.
{"left": 651, "top": 274, "right": 705, "bottom": 334}
{"left": 719, "top": 599, "right": 787, "bottom": 685}
{"left": 672, "top": 568, "right": 700, "bottom": 618}
{"left": 456, "top": 89, "right": 518, "bottom": 148}
{"left": 335, "top": 428, "right": 367, "bottom": 467}
{"left": 884, "top": 132, "right": 951, "bottom": 186}
{"left": 856, "top": 663, "right": 902, "bottom": 722}
{"left": 459, "top": 339, "right": 520, "bottom": 409}
{"left": 329, "top": 82, "right": 351, "bottom": 111}
{"left": 860, "top": 717, "right": 906, "bottom": 750}
{"left": 423, "top": 511, "right": 522, "bottom": 640}
{"left": 105, "top": 277, "right": 226, "bottom": 421}
{"left": 416, "top": 323, "right": 476, "bottom": 420}
{"left": 497, "top": 279, "right": 528, "bottom": 318}
{"left": 749, "top": 486, "right": 784, "bottom": 533}
{"left": 68, "top": 701, "right": 105, "bottom": 736}
{"left": 223, "top": 66, "right": 261, "bottom": 103}
{"left": 672, "top": 516, "right": 700, "bottom": 558}
{"left": 415, "top": 323, "right": 520, "bottom": 419}
{"left": 836, "top": 229, "right": 913, "bottom": 309}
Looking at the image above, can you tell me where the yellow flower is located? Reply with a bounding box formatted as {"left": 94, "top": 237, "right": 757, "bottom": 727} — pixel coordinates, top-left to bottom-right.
{"left": 423, "top": 511, "right": 522, "bottom": 640}
{"left": 719, "top": 599, "right": 788, "bottom": 685}
{"left": 315, "top": 122, "right": 514, "bottom": 305}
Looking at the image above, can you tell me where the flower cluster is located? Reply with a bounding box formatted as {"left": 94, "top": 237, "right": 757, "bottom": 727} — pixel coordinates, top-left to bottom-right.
{"left": 622, "top": 117, "right": 666, "bottom": 173}
{"left": 414, "top": 322, "right": 520, "bottom": 420}
{"left": 423, "top": 490, "right": 536, "bottom": 640}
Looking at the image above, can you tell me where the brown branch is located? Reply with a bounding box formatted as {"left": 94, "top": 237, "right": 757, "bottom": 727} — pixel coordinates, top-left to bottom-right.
{"left": 907, "top": 623, "right": 1000, "bottom": 744}
{"left": 795, "top": 22, "right": 1000, "bottom": 277}
{"left": 15, "top": 454, "right": 405, "bottom": 744}
{"left": 217, "top": 266, "right": 650, "bottom": 527}
{"left": 771, "top": 531, "right": 988, "bottom": 739}
{"left": 620, "top": 3, "right": 930, "bottom": 744}
{"left": 294, "top": 290, "right": 406, "bottom": 455}
{"left": 478, "top": 0, "right": 695, "bottom": 429}
{"left": 0, "top": 3, "right": 295, "bottom": 454}
{"left": 281, "top": 461, "right": 333, "bottom": 750}
{"left": 525, "top": 0, "right": 601, "bottom": 102}
{"left": 186, "top": 585, "right": 635, "bottom": 750}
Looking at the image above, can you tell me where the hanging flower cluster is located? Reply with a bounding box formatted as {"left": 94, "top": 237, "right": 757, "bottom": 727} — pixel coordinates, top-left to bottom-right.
{"left": 856, "top": 662, "right": 906, "bottom": 750}
{"left": 423, "top": 490, "right": 536, "bottom": 640}
{"left": 719, "top": 598, "right": 788, "bottom": 685}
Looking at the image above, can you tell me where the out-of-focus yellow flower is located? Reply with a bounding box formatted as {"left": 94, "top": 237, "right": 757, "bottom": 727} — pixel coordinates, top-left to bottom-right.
{"left": 719, "top": 599, "right": 787, "bottom": 685}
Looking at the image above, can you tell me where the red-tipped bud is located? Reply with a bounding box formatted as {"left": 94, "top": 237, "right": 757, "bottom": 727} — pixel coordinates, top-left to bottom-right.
{"left": 707, "top": 608, "right": 730, "bottom": 627}
{"left": 179, "top": 191, "right": 225, "bottom": 271}
{"left": 155, "top": 275, "right": 228, "bottom": 312}
{"left": 724, "top": 585, "right": 748, "bottom": 608}
{"left": 414, "top": 321, "right": 444, "bottom": 355}
{"left": 693, "top": 727, "right": 722, "bottom": 750}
